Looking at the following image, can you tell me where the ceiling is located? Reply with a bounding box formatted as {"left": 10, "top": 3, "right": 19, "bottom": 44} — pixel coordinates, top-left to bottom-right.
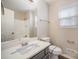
{"left": 2, "top": 0, "right": 53, "bottom": 11}
{"left": 2, "top": 0, "right": 40, "bottom": 11}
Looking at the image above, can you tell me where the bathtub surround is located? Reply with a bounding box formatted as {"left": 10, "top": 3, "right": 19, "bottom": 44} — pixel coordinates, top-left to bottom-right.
{"left": 14, "top": 11, "right": 30, "bottom": 38}
{"left": 14, "top": 11, "right": 28, "bottom": 20}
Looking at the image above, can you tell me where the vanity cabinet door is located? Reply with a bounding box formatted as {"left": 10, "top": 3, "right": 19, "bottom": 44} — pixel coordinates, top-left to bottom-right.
{"left": 31, "top": 50, "right": 45, "bottom": 59}
{"left": 42, "top": 54, "right": 49, "bottom": 59}
{"left": 44, "top": 48, "right": 49, "bottom": 55}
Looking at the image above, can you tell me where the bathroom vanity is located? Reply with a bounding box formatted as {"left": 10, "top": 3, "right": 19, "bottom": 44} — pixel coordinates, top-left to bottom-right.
{"left": 1, "top": 38, "right": 50, "bottom": 59}
{"left": 30, "top": 47, "right": 49, "bottom": 59}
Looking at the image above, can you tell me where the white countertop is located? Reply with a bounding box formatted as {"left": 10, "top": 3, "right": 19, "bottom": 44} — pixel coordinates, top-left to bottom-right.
{"left": 2, "top": 39, "right": 50, "bottom": 59}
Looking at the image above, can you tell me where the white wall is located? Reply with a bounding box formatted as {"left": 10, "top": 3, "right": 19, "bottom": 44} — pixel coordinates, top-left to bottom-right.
{"left": 1, "top": 8, "right": 14, "bottom": 42}
{"left": 37, "top": 0, "right": 49, "bottom": 38}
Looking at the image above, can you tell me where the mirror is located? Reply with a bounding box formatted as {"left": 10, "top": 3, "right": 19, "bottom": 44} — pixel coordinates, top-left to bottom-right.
{"left": 1, "top": 0, "right": 38, "bottom": 42}
{"left": 14, "top": 11, "right": 37, "bottom": 38}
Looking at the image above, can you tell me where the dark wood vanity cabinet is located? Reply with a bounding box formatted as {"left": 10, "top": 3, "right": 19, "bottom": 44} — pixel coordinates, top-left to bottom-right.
{"left": 30, "top": 47, "right": 49, "bottom": 59}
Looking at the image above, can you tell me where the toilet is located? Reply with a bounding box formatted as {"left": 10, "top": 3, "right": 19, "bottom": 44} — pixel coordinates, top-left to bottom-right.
{"left": 40, "top": 37, "right": 62, "bottom": 59}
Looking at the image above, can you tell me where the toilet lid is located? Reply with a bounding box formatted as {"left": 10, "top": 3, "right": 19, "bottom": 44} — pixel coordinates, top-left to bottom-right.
{"left": 53, "top": 47, "right": 62, "bottom": 55}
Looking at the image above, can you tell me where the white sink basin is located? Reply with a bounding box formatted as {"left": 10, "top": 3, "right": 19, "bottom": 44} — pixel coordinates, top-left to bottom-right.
{"left": 11, "top": 44, "right": 39, "bottom": 55}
